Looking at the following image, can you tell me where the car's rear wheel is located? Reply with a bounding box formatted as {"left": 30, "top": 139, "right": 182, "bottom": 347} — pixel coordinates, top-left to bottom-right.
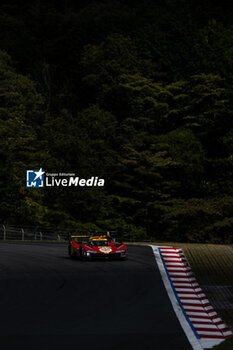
{"left": 79, "top": 246, "right": 84, "bottom": 260}
{"left": 69, "top": 245, "right": 77, "bottom": 259}
{"left": 79, "top": 246, "right": 91, "bottom": 260}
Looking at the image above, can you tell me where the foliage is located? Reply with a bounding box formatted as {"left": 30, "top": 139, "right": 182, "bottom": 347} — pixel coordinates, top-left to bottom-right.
{"left": 0, "top": 1, "right": 233, "bottom": 242}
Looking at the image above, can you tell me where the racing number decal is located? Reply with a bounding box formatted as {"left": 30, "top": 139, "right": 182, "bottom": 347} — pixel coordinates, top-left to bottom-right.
{"left": 99, "top": 247, "right": 112, "bottom": 254}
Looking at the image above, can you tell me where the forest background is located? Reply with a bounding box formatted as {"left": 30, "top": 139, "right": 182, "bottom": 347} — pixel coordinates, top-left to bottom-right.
{"left": 1, "top": 0, "right": 233, "bottom": 243}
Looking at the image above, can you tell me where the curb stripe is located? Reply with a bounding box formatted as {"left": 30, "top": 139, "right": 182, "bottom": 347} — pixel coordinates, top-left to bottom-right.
{"left": 191, "top": 318, "right": 222, "bottom": 323}
{"left": 158, "top": 248, "right": 200, "bottom": 340}
{"left": 192, "top": 321, "right": 222, "bottom": 325}
{"left": 199, "top": 334, "right": 225, "bottom": 339}
{"left": 196, "top": 326, "right": 226, "bottom": 331}
{"left": 171, "top": 277, "right": 196, "bottom": 281}
{"left": 179, "top": 295, "right": 207, "bottom": 300}
{"left": 159, "top": 246, "right": 233, "bottom": 344}
{"left": 179, "top": 283, "right": 198, "bottom": 286}
{"left": 178, "top": 291, "right": 204, "bottom": 295}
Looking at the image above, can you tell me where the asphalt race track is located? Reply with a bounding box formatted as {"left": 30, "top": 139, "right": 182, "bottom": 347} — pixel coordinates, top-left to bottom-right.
{"left": 0, "top": 243, "right": 192, "bottom": 350}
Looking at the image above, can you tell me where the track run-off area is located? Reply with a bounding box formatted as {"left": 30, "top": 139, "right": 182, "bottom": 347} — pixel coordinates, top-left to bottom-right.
{"left": 0, "top": 243, "right": 198, "bottom": 349}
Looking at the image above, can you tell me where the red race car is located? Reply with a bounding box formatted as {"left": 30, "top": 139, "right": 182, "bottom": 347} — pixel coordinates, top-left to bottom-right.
{"left": 68, "top": 234, "right": 127, "bottom": 260}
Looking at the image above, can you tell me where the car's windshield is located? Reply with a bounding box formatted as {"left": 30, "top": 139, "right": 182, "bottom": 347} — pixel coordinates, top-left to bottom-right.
{"left": 90, "top": 240, "right": 109, "bottom": 246}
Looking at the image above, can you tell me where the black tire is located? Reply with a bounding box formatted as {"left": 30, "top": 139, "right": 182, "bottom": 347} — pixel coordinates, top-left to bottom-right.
{"left": 69, "top": 245, "right": 77, "bottom": 259}
{"left": 79, "top": 246, "right": 84, "bottom": 260}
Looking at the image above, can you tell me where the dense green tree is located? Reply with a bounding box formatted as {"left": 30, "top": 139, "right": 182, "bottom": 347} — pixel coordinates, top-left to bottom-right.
{"left": 0, "top": 1, "right": 233, "bottom": 242}
{"left": 0, "top": 50, "right": 46, "bottom": 224}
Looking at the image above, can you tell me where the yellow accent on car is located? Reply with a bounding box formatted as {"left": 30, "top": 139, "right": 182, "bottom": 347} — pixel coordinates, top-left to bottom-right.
{"left": 91, "top": 238, "right": 108, "bottom": 241}
{"left": 71, "top": 235, "right": 89, "bottom": 238}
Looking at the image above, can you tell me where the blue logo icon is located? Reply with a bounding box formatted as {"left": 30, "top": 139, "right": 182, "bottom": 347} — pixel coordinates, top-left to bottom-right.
{"left": 26, "top": 169, "right": 45, "bottom": 187}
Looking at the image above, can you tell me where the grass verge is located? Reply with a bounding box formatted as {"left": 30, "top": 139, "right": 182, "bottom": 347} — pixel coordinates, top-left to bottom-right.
{"left": 212, "top": 337, "right": 233, "bottom": 349}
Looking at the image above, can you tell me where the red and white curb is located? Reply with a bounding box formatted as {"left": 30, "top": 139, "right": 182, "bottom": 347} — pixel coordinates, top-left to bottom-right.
{"left": 151, "top": 245, "right": 233, "bottom": 349}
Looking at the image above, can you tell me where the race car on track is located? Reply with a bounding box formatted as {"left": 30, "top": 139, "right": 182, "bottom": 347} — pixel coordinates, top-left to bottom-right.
{"left": 68, "top": 233, "right": 127, "bottom": 260}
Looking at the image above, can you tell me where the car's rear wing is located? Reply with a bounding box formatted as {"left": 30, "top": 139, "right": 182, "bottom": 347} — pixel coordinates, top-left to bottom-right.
{"left": 68, "top": 230, "right": 119, "bottom": 242}
{"left": 69, "top": 235, "right": 90, "bottom": 243}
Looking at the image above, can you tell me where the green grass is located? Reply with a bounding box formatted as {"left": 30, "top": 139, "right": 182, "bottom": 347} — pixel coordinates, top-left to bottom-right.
{"left": 182, "top": 244, "right": 233, "bottom": 330}
{"left": 212, "top": 337, "right": 233, "bottom": 349}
